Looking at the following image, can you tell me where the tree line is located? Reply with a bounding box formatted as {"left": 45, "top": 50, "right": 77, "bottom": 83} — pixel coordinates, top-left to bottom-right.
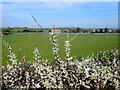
{"left": 2, "top": 27, "right": 120, "bottom": 35}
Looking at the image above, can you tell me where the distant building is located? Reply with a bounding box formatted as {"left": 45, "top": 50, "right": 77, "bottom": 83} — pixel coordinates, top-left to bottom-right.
{"left": 103, "top": 29, "right": 105, "bottom": 33}
{"left": 51, "top": 29, "right": 61, "bottom": 34}
{"left": 43, "top": 30, "right": 48, "bottom": 33}
{"left": 109, "top": 30, "right": 112, "bottom": 33}
{"left": 93, "top": 29, "right": 96, "bottom": 32}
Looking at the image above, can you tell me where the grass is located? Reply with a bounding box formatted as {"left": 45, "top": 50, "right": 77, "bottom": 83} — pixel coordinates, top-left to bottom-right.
{"left": 2, "top": 33, "right": 119, "bottom": 65}
{"left": 0, "top": 36, "right": 2, "bottom": 69}
{"left": 0, "top": 36, "right": 1, "bottom": 58}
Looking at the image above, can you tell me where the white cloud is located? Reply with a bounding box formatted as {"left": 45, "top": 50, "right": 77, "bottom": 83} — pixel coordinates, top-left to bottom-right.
{"left": 2, "top": 2, "right": 77, "bottom": 16}
{"left": 2, "top": 2, "right": 118, "bottom": 28}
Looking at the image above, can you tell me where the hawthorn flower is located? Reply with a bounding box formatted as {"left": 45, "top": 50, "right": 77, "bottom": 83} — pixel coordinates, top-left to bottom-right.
{"left": 7, "top": 48, "right": 17, "bottom": 65}
{"left": 35, "top": 83, "right": 41, "bottom": 88}
{"left": 84, "top": 68, "right": 90, "bottom": 76}
{"left": 33, "top": 47, "right": 41, "bottom": 62}
{"left": 2, "top": 39, "right": 120, "bottom": 89}
{"left": 49, "top": 32, "right": 59, "bottom": 60}
{"left": 64, "top": 40, "right": 71, "bottom": 61}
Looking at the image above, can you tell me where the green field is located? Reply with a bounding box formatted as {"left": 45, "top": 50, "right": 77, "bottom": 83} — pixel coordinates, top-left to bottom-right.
{"left": 0, "top": 36, "right": 1, "bottom": 58}
{"left": 0, "top": 36, "right": 2, "bottom": 69}
{"left": 2, "top": 34, "right": 119, "bottom": 65}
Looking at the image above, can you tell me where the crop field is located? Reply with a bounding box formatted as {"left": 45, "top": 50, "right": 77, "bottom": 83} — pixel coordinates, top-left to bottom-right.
{"left": 2, "top": 33, "right": 119, "bottom": 65}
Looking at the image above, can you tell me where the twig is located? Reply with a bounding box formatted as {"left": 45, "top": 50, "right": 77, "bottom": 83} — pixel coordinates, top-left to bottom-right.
{"left": 31, "top": 14, "right": 43, "bottom": 30}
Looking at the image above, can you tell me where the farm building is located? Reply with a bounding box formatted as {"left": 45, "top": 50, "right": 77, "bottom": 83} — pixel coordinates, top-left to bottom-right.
{"left": 51, "top": 29, "right": 61, "bottom": 34}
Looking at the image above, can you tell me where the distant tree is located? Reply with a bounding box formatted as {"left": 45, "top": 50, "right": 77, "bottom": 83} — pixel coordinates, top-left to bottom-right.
{"left": 99, "top": 29, "right": 103, "bottom": 33}
{"left": 17, "top": 30, "right": 20, "bottom": 32}
{"left": 104, "top": 28, "right": 108, "bottom": 33}
{"left": 23, "top": 30, "right": 29, "bottom": 32}
{"left": 23, "top": 27, "right": 29, "bottom": 32}
{"left": 2, "top": 27, "right": 13, "bottom": 35}
{"left": 95, "top": 29, "right": 98, "bottom": 33}
{"left": 39, "top": 29, "right": 43, "bottom": 32}
{"left": 76, "top": 28, "right": 80, "bottom": 33}
{"left": 48, "top": 29, "right": 51, "bottom": 32}
{"left": 83, "top": 30, "right": 86, "bottom": 33}
{"left": 24, "top": 27, "right": 28, "bottom": 30}
{"left": 68, "top": 29, "right": 72, "bottom": 33}
{"left": 116, "top": 29, "right": 120, "bottom": 33}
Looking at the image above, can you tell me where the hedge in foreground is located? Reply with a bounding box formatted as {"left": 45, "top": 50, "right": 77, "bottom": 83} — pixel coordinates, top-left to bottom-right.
{"left": 2, "top": 49, "right": 120, "bottom": 89}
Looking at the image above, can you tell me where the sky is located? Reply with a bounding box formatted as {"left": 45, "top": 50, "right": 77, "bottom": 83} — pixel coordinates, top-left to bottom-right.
{"left": 2, "top": 2, "right": 118, "bottom": 28}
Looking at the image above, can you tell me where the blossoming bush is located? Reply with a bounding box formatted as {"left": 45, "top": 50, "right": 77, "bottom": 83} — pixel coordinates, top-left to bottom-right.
{"left": 2, "top": 33, "right": 120, "bottom": 89}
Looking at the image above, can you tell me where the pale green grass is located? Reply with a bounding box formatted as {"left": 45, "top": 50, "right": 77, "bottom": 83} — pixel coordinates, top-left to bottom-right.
{"left": 2, "top": 34, "right": 119, "bottom": 65}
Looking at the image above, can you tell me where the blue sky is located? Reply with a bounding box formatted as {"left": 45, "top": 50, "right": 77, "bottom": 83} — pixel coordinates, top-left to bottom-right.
{"left": 2, "top": 2, "right": 118, "bottom": 28}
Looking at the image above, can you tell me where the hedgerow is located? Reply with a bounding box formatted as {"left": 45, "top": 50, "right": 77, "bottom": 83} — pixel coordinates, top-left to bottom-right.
{"left": 2, "top": 33, "right": 120, "bottom": 89}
